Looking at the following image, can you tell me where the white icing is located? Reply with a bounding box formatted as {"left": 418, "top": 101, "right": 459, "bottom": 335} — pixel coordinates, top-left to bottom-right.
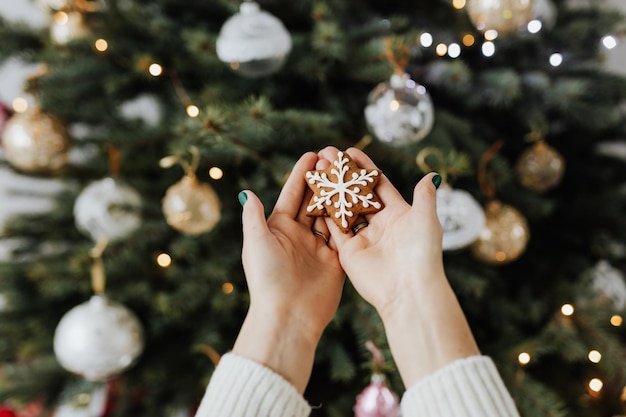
{"left": 306, "top": 151, "right": 381, "bottom": 228}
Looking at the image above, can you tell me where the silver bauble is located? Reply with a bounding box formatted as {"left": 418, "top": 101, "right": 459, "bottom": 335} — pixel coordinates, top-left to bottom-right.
{"left": 53, "top": 295, "right": 144, "bottom": 381}
{"left": 436, "top": 186, "right": 486, "bottom": 251}
{"left": 583, "top": 260, "right": 626, "bottom": 311}
{"left": 216, "top": 2, "right": 292, "bottom": 78}
{"left": 74, "top": 177, "right": 142, "bottom": 242}
{"left": 466, "top": 0, "right": 535, "bottom": 33}
{"left": 2, "top": 107, "right": 71, "bottom": 174}
{"left": 162, "top": 175, "right": 221, "bottom": 235}
{"left": 364, "top": 73, "right": 434, "bottom": 147}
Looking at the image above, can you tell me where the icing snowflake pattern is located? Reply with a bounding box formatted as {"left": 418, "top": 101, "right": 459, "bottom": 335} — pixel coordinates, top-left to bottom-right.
{"left": 306, "top": 151, "right": 382, "bottom": 230}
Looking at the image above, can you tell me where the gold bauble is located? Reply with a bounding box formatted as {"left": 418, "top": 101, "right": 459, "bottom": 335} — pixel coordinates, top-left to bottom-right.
{"left": 2, "top": 107, "right": 71, "bottom": 175}
{"left": 516, "top": 141, "right": 565, "bottom": 193}
{"left": 471, "top": 200, "right": 530, "bottom": 265}
{"left": 466, "top": 0, "right": 535, "bottom": 33}
{"left": 162, "top": 175, "right": 221, "bottom": 235}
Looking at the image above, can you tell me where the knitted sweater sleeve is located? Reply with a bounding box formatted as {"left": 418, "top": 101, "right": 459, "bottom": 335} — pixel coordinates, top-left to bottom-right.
{"left": 400, "top": 355, "right": 521, "bottom": 417}
{"left": 194, "top": 352, "right": 312, "bottom": 417}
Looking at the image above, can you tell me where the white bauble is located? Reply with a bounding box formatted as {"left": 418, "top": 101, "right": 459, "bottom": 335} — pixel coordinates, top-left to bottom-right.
{"left": 364, "top": 73, "right": 434, "bottom": 147}
{"left": 53, "top": 295, "right": 144, "bottom": 381}
{"left": 583, "top": 260, "right": 626, "bottom": 310}
{"left": 216, "top": 2, "right": 292, "bottom": 78}
{"left": 436, "top": 186, "right": 486, "bottom": 251}
{"left": 74, "top": 177, "right": 142, "bottom": 242}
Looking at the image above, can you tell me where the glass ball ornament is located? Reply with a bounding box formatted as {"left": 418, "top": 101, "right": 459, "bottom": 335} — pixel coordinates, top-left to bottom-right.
{"left": 51, "top": 10, "right": 88, "bottom": 44}
{"left": 354, "top": 374, "right": 399, "bottom": 417}
{"left": 436, "top": 186, "right": 486, "bottom": 251}
{"left": 162, "top": 175, "right": 222, "bottom": 235}
{"left": 216, "top": 2, "right": 292, "bottom": 78}
{"left": 471, "top": 200, "right": 530, "bottom": 265}
{"left": 466, "top": 0, "right": 535, "bottom": 33}
{"left": 53, "top": 295, "right": 144, "bottom": 381}
{"left": 1, "top": 106, "right": 71, "bottom": 174}
{"left": 516, "top": 141, "right": 565, "bottom": 193}
{"left": 583, "top": 260, "right": 626, "bottom": 311}
{"left": 364, "top": 73, "right": 435, "bottom": 147}
{"left": 74, "top": 177, "right": 143, "bottom": 242}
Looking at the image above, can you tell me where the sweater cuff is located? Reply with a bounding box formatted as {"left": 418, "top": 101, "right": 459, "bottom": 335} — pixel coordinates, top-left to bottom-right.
{"left": 194, "top": 352, "right": 311, "bottom": 417}
{"left": 400, "top": 356, "right": 520, "bottom": 417}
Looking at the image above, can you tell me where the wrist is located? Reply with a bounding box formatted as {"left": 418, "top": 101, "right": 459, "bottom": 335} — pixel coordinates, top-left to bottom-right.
{"left": 232, "top": 305, "right": 320, "bottom": 393}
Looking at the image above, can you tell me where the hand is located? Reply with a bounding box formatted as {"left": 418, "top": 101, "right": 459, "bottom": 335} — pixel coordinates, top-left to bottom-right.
{"left": 317, "top": 146, "right": 479, "bottom": 387}
{"left": 233, "top": 151, "right": 345, "bottom": 393}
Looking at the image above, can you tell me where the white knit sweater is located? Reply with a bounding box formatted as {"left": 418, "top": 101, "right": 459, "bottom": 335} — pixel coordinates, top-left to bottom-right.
{"left": 195, "top": 353, "right": 520, "bottom": 417}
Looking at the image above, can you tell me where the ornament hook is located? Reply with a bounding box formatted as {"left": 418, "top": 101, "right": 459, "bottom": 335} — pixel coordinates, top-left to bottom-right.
{"left": 159, "top": 146, "right": 201, "bottom": 178}
{"left": 90, "top": 238, "right": 109, "bottom": 295}
{"left": 477, "top": 140, "right": 504, "bottom": 200}
{"left": 416, "top": 147, "right": 448, "bottom": 185}
{"left": 365, "top": 340, "right": 384, "bottom": 374}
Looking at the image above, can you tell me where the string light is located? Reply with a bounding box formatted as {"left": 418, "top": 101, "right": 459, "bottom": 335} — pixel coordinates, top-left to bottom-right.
{"left": 588, "top": 350, "right": 602, "bottom": 364}
{"left": 482, "top": 42, "right": 495, "bottom": 57}
{"left": 561, "top": 303, "right": 574, "bottom": 316}
{"left": 435, "top": 43, "right": 448, "bottom": 56}
{"left": 222, "top": 282, "right": 234, "bottom": 294}
{"left": 186, "top": 104, "right": 200, "bottom": 118}
{"left": 518, "top": 352, "right": 531, "bottom": 365}
{"left": 53, "top": 11, "right": 69, "bottom": 25}
{"left": 448, "top": 43, "right": 461, "bottom": 58}
{"left": 527, "top": 20, "right": 543, "bottom": 34}
{"left": 602, "top": 35, "right": 618, "bottom": 50}
{"left": 610, "top": 314, "right": 623, "bottom": 327}
{"left": 208, "top": 167, "right": 223, "bottom": 180}
{"left": 12, "top": 97, "right": 28, "bottom": 113}
{"left": 549, "top": 53, "right": 563, "bottom": 67}
{"left": 588, "top": 378, "right": 603, "bottom": 393}
{"left": 389, "top": 99, "right": 400, "bottom": 111}
{"left": 462, "top": 34, "right": 475, "bottom": 47}
{"left": 484, "top": 29, "right": 498, "bottom": 41}
{"left": 149, "top": 63, "right": 163, "bottom": 76}
{"left": 452, "top": 0, "right": 466, "bottom": 9}
{"left": 95, "top": 38, "right": 108, "bottom": 52}
{"left": 420, "top": 33, "right": 433, "bottom": 48}
{"left": 156, "top": 253, "right": 172, "bottom": 268}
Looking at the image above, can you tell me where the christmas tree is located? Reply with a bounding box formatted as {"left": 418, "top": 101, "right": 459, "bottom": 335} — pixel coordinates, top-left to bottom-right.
{"left": 1, "top": 0, "right": 626, "bottom": 416}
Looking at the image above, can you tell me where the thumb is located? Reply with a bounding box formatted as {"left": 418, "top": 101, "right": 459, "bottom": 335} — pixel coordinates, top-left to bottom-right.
{"left": 239, "top": 190, "right": 269, "bottom": 240}
{"left": 411, "top": 172, "right": 441, "bottom": 220}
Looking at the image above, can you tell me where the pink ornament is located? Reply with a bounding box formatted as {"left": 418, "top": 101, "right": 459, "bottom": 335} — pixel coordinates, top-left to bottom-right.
{"left": 354, "top": 373, "right": 399, "bottom": 417}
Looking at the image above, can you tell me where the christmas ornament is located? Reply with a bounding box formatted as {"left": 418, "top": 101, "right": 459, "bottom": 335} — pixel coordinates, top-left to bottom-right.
{"left": 354, "top": 341, "right": 399, "bottom": 417}
{"left": 51, "top": 10, "right": 88, "bottom": 44}
{"left": 53, "top": 294, "right": 144, "bottom": 381}
{"left": 305, "top": 150, "right": 383, "bottom": 233}
{"left": 74, "top": 177, "right": 143, "bottom": 242}
{"left": 162, "top": 175, "right": 221, "bottom": 235}
{"left": 0, "top": 102, "right": 11, "bottom": 139}
{"left": 516, "top": 140, "right": 565, "bottom": 193}
{"left": 216, "top": 1, "right": 292, "bottom": 78}
{"left": 160, "top": 147, "right": 222, "bottom": 235}
{"left": 471, "top": 200, "right": 530, "bottom": 265}
{"left": 53, "top": 383, "right": 108, "bottom": 417}
{"left": 364, "top": 73, "right": 434, "bottom": 147}
{"left": 436, "top": 185, "right": 486, "bottom": 251}
{"left": 1, "top": 106, "right": 71, "bottom": 174}
{"left": 583, "top": 260, "right": 626, "bottom": 310}
{"left": 466, "top": 0, "right": 535, "bottom": 33}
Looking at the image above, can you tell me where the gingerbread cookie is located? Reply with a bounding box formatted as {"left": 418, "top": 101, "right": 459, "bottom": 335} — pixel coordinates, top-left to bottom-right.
{"left": 305, "top": 150, "right": 384, "bottom": 233}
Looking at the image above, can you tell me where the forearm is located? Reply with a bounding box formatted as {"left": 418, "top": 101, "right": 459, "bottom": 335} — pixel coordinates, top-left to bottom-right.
{"left": 379, "top": 273, "right": 480, "bottom": 388}
{"left": 232, "top": 306, "right": 320, "bottom": 394}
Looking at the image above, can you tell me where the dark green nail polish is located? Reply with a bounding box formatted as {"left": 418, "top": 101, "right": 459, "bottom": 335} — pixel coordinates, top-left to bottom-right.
{"left": 432, "top": 174, "right": 442, "bottom": 189}
{"left": 238, "top": 191, "right": 248, "bottom": 207}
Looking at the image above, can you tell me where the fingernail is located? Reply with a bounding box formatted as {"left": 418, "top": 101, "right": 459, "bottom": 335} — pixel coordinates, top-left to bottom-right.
{"left": 432, "top": 174, "right": 442, "bottom": 189}
{"left": 238, "top": 191, "right": 248, "bottom": 207}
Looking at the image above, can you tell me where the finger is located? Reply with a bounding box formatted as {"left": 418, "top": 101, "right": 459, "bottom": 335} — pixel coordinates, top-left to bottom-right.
{"left": 273, "top": 152, "right": 318, "bottom": 219}
{"left": 240, "top": 190, "right": 270, "bottom": 241}
{"left": 411, "top": 172, "right": 440, "bottom": 220}
{"left": 311, "top": 217, "right": 331, "bottom": 246}
{"left": 344, "top": 147, "right": 405, "bottom": 206}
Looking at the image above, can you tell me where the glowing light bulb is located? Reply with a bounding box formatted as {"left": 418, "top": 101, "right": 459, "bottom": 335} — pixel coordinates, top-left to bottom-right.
{"left": 482, "top": 42, "right": 495, "bottom": 57}
{"left": 602, "top": 35, "right": 618, "bottom": 50}
{"left": 588, "top": 378, "right": 603, "bottom": 393}
{"left": 588, "top": 350, "right": 602, "bottom": 364}
{"left": 12, "top": 97, "right": 28, "bottom": 113}
{"left": 53, "top": 11, "right": 68, "bottom": 25}
{"left": 186, "top": 105, "right": 199, "bottom": 118}
{"left": 436, "top": 43, "right": 448, "bottom": 56}
{"left": 518, "top": 352, "right": 531, "bottom": 365}
{"left": 462, "top": 34, "right": 475, "bottom": 47}
{"left": 561, "top": 303, "right": 574, "bottom": 316}
{"left": 222, "top": 282, "right": 234, "bottom": 294}
{"left": 549, "top": 53, "right": 563, "bottom": 67}
{"left": 420, "top": 32, "right": 433, "bottom": 48}
{"left": 452, "top": 0, "right": 466, "bottom": 9}
{"left": 448, "top": 43, "right": 461, "bottom": 58}
{"left": 208, "top": 167, "right": 223, "bottom": 180}
{"left": 149, "top": 63, "right": 163, "bottom": 76}
{"left": 484, "top": 29, "right": 498, "bottom": 41}
{"left": 527, "top": 20, "right": 542, "bottom": 34}
{"left": 157, "top": 253, "right": 172, "bottom": 268}
{"left": 610, "top": 314, "right": 623, "bottom": 327}
{"left": 389, "top": 100, "right": 400, "bottom": 111}
{"left": 95, "top": 38, "right": 108, "bottom": 52}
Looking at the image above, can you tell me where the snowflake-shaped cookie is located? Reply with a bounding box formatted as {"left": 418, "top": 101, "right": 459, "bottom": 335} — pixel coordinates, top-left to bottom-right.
{"left": 305, "top": 150, "right": 383, "bottom": 233}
